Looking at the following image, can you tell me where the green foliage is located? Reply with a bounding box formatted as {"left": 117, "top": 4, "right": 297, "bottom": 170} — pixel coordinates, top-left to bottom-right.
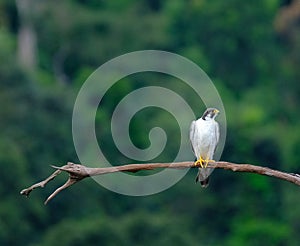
{"left": 38, "top": 211, "right": 196, "bottom": 246}
{"left": 1, "top": 0, "right": 300, "bottom": 245}
{"left": 227, "top": 218, "right": 291, "bottom": 246}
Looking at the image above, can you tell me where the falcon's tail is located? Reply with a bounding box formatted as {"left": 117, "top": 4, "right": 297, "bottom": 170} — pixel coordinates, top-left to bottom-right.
{"left": 200, "top": 178, "right": 209, "bottom": 188}
{"left": 195, "top": 175, "right": 209, "bottom": 188}
{"left": 195, "top": 168, "right": 210, "bottom": 188}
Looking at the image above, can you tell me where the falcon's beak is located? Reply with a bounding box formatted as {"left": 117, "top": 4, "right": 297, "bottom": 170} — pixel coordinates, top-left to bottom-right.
{"left": 214, "top": 109, "right": 220, "bottom": 114}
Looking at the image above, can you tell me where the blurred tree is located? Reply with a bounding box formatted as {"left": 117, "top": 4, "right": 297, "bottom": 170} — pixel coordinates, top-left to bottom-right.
{"left": 15, "top": 0, "right": 38, "bottom": 71}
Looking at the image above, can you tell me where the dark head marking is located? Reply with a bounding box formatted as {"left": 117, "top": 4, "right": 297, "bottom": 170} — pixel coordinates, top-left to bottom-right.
{"left": 201, "top": 108, "right": 220, "bottom": 120}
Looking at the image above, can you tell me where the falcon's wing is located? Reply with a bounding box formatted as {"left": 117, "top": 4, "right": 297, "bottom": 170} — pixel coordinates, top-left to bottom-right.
{"left": 213, "top": 122, "right": 220, "bottom": 154}
{"left": 189, "top": 120, "right": 197, "bottom": 156}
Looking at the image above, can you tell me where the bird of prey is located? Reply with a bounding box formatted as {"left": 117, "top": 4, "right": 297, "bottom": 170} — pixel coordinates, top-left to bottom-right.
{"left": 189, "top": 108, "right": 220, "bottom": 187}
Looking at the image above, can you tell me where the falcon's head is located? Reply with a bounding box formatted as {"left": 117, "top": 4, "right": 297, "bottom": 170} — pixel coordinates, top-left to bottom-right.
{"left": 201, "top": 108, "right": 219, "bottom": 120}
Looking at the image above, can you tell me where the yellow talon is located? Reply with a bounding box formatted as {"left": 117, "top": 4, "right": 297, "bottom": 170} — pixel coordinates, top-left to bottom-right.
{"left": 194, "top": 156, "right": 215, "bottom": 168}
{"left": 204, "top": 158, "right": 215, "bottom": 168}
{"left": 194, "top": 156, "right": 205, "bottom": 168}
{"left": 194, "top": 160, "right": 203, "bottom": 168}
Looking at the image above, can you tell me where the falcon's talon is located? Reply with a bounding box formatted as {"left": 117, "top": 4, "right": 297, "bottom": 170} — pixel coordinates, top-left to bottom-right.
{"left": 194, "top": 159, "right": 203, "bottom": 168}
{"left": 194, "top": 156, "right": 206, "bottom": 168}
{"left": 204, "top": 159, "right": 215, "bottom": 168}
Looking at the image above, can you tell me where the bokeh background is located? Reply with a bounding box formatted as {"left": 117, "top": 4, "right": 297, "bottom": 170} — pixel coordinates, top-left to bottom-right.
{"left": 1, "top": 0, "right": 300, "bottom": 245}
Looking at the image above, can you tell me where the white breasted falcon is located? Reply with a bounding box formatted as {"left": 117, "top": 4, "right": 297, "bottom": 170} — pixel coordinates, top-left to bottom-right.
{"left": 189, "top": 108, "right": 220, "bottom": 187}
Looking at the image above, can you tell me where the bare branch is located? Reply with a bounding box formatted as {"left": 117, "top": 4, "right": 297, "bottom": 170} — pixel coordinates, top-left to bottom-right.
{"left": 20, "top": 169, "right": 62, "bottom": 197}
{"left": 20, "top": 161, "right": 300, "bottom": 204}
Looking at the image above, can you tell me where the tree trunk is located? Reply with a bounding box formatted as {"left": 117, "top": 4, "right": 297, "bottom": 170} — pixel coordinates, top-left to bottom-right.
{"left": 16, "top": 0, "right": 37, "bottom": 71}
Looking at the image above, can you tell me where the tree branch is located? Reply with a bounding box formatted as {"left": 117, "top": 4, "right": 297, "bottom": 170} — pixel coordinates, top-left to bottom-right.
{"left": 20, "top": 161, "right": 300, "bottom": 204}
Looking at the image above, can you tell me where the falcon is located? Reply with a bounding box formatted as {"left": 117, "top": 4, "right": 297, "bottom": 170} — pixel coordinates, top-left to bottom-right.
{"left": 189, "top": 108, "right": 220, "bottom": 187}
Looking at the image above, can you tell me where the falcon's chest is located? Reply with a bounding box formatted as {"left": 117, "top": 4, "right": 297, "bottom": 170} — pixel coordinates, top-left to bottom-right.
{"left": 195, "top": 119, "right": 217, "bottom": 138}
